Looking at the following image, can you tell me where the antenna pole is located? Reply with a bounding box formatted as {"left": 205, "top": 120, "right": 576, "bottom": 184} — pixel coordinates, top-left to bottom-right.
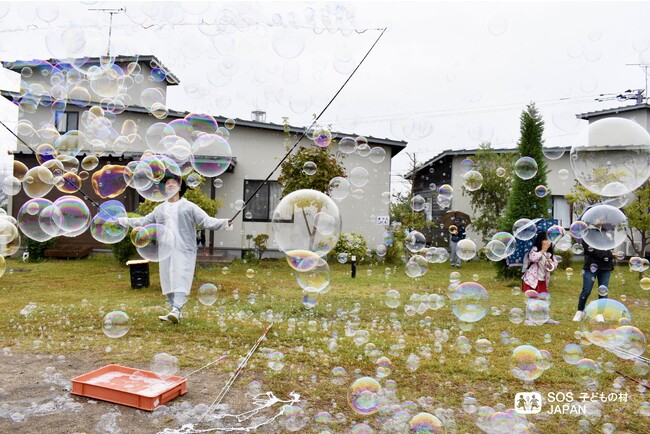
{"left": 88, "top": 8, "right": 126, "bottom": 56}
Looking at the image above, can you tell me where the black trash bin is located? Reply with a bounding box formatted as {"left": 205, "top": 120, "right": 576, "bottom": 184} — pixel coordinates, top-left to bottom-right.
{"left": 126, "top": 260, "right": 150, "bottom": 289}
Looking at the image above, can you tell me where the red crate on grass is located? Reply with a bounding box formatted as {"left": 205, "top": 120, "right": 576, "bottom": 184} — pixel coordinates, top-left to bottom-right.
{"left": 71, "top": 364, "right": 187, "bottom": 411}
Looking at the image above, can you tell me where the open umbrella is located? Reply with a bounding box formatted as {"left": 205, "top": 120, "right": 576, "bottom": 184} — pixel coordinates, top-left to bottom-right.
{"left": 440, "top": 210, "right": 471, "bottom": 228}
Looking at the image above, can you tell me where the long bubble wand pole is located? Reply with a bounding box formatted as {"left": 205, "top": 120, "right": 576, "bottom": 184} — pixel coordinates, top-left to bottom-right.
{"left": 229, "top": 27, "right": 387, "bottom": 222}
{"left": 198, "top": 323, "right": 273, "bottom": 424}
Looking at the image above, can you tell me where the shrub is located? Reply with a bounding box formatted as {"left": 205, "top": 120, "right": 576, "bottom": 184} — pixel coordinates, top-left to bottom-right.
{"left": 253, "top": 234, "right": 269, "bottom": 260}
{"left": 332, "top": 232, "right": 368, "bottom": 262}
{"left": 25, "top": 237, "right": 57, "bottom": 262}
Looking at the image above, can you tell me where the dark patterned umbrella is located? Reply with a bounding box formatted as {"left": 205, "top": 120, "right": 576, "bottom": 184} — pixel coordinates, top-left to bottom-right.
{"left": 440, "top": 210, "right": 471, "bottom": 227}
{"left": 506, "top": 218, "right": 558, "bottom": 267}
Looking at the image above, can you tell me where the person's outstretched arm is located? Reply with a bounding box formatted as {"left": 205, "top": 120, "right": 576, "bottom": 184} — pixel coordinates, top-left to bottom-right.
{"left": 192, "top": 203, "right": 231, "bottom": 231}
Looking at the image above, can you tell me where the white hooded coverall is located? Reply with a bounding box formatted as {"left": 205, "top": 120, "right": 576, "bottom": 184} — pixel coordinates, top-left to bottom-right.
{"left": 128, "top": 198, "right": 229, "bottom": 301}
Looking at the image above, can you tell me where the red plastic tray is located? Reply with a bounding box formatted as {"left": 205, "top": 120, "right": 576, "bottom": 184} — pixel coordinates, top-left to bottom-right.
{"left": 71, "top": 364, "right": 187, "bottom": 411}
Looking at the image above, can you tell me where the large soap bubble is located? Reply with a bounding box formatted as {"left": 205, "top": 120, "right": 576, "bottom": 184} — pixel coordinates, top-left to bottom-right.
{"left": 581, "top": 204, "right": 628, "bottom": 250}
{"left": 102, "top": 311, "right": 130, "bottom": 338}
{"left": 449, "top": 282, "right": 489, "bottom": 323}
{"left": 272, "top": 189, "right": 341, "bottom": 258}
{"left": 295, "top": 258, "right": 330, "bottom": 292}
{"left": 581, "top": 299, "right": 633, "bottom": 348}
{"left": 513, "top": 218, "right": 537, "bottom": 241}
{"left": 90, "top": 200, "right": 128, "bottom": 244}
{"left": 134, "top": 223, "right": 177, "bottom": 262}
{"left": 132, "top": 155, "right": 183, "bottom": 202}
{"left": 511, "top": 345, "right": 545, "bottom": 381}
{"left": 405, "top": 230, "right": 426, "bottom": 253}
{"left": 53, "top": 195, "right": 91, "bottom": 235}
{"left": 151, "top": 352, "right": 179, "bottom": 378}
{"left": 514, "top": 157, "right": 538, "bottom": 180}
{"left": 570, "top": 117, "right": 650, "bottom": 197}
{"left": 328, "top": 177, "right": 350, "bottom": 202}
{"left": 348, "top": 377, "right": 381, "bottom": 416}
{"left": 190, "top": 134, "right": 232, "bottom": 177}
{"left": 456, "top": 239, "right": 477, "bottom": 260}
{"left": 17, "top": 198, "right": 56, "bottom": 242}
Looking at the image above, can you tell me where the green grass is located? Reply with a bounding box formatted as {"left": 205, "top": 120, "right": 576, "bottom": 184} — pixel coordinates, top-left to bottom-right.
{"left": 1, "top": 254, "right": 649, "bottom": 432}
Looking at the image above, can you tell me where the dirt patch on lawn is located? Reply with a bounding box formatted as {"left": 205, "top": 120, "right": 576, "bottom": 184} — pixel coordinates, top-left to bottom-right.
{"left": 0, "top": 349, "right": 289, "bottom": 434}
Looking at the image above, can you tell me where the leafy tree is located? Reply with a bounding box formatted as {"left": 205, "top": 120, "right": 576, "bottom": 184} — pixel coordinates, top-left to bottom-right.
{"left": 277, "top": 145, "right": 346, "bottom": 197}
{"left": 462, "top": 142, "right": 516, "bottom": 242}
{"left": 252, "top": 234, "right": 270, "bottom": 260}
{"left": 497, "top": 103, "right": 550, "bottom": 278}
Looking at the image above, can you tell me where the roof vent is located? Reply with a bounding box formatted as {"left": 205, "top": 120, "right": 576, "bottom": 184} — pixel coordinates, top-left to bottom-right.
{"left": 251, "top": 110, "right": 266, "bottom": 123}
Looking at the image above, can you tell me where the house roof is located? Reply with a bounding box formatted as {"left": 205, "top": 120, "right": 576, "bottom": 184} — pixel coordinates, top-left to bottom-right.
{"left": 407, "top": 145, "right": 571, "bottom": 178}
{"left": 1, "top": 55, "right": 180, "bottom": 85}
{"left": 0, "top": 90, "right": 407, "bottom": 155}
{"left": 575, "top": 103, "right": 650, "bottom": 120}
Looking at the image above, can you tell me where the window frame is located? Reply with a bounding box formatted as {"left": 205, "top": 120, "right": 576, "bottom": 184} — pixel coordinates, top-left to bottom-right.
{"left": 55, "top": 111, "right": 79, "bottom": 133}
{"left": 242, "top": 180, "right": 288, "bottom": 223}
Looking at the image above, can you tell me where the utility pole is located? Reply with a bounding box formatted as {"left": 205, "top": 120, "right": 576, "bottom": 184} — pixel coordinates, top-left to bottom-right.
{"left": 88, "top": 8, "right": 126, "bottom": 57}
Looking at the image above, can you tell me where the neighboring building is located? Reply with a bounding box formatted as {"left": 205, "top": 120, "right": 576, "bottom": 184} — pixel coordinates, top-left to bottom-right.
{"left": 410, "top": 103, "right": 650, "bottom": 257}
{"left": 410, "top": 147, "right": 573, "bottom": 247}
{"left": 0, "top": 55, "right": 406, "bottom": 259}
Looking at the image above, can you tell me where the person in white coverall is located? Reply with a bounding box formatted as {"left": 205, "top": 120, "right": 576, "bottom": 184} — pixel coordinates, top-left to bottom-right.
{"left": 120, "top": 176, "right": 231, "bottom": 324}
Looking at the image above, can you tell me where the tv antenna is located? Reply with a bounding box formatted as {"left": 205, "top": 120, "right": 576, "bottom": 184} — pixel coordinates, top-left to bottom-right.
{"left": 596, "top": 88, "right": 645, "bottom": 104}
{"left": 88, "top": 8, "right": 126, "bottom": 57}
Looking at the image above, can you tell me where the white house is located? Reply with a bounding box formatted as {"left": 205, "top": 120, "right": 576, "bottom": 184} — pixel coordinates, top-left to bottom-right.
{"left": 0, "top": 55, "right": 406, "bottom": 259}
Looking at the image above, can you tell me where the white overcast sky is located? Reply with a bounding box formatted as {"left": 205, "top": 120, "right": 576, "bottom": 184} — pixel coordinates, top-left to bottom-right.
{"left": 1, "top": 1, "right": 650, "bottom": 188}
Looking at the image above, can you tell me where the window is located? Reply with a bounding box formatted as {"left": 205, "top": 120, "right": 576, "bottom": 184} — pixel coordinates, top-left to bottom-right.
{"left": 243, "top": 180, "right": 283, "bottom": 222}
{"left": 552, "top": 196, "right": 571, "bottom": 228}
{"left": 55, "top": 111, "right": 79, "bottom": 133}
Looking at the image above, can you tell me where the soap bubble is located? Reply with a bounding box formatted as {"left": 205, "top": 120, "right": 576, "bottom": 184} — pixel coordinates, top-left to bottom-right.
{"left": 534, "top": 185, "right": 548, "bottom": 197}
{"left": 338, "top": 137, "right": 357, "bottom": 154}
{"left": 22, "top": 166, "right": 54, "bottom": 198}
{"left": 437, "top": 184, "right": 453, "bottom": 198}
{"left": 385, "top": 289, "right": 401, "bottom": 308}
{"left": 91, "top": 164, "right": 131, "bottom": 199}
{"left": 296, "top": 258, "right": 330, "bottom": 292}
{"left": 286, "top": 249, "right": 321, "bottom": 272}
{"left": 272, "top": 189, "right": 341, "bottom": 257}
{"left": 151, "top": 353, "right": 179, "bottom": 378}
{"left": 102, "top": 311, "right": 130, "bottom": 338}
{"left": 449, "top": 282, "right": 489, "bottom": 323}
{"left": 302, "top": 161, "right": 317, "bottom": 175}
{"left": 569, "top": 220, "right": 588, "bottom": 239}
{"left": 349, "top": 167, "right": 369, "bottom": 188}
{"left": 246, "top": 268, "right": 255, "bottom": 278}
{"left": 410, "top": 195, "right": 425, "bottom": 212}
{"left": 198, "top": 283, "right": 219, "bottom": 306}
{"left": 405, "top": 231, "right": 426, "bottom": 253}
{"left": 513, "top": 157, "right": 538, "bottom": 180}
{"left": 409, "top": 412, "right": 445, "bottom": 433}
{"left": 328, "top": 177, "right": 350, "bottom": 202}
{"left": 475, "top": 338, "right": 494, "bottom": 354}
{"left": 496, "top": 167, "right": 506, "bottom": 177}
{"left": 558, "top": 168, "right": 570, "bottom": 180}
{"left": 610, "top": 326, "right": 647, "bottom": 360}
{"left": 513, "top": 218, "right": 537, "bottom": 241}
{"left": 463, "top": 170, "right": 484, "bottom": 191}
{"left": 369, "top": 147, "right": 386, "bottom": 164}
{"left": 456, "top": 239, "right": 477, "bottom": 260}
{"left": 547, "top": 225, "right": 565, "bottom": 244}
{"left": 405, "top": 255, "right": 428, "bottom": 278}
{"left": 348, "top": 377, "right": 381, "bottom": 415}
{"left": 90, "top": 200, "right": 128, "bottom": 244}
{"left": 570, "top": 117, "right": 650, "bottom": 196}
{"left": 509, "top": 308, "right": 524, "bottom": 324}
{"left": 562, "top": 344, "right": 584, "bottom": 365}
{"left": 135, "top": 224, "right": 177, "bottom": 262}
{"left": 526, "top": 300, "right": 550, "bottom": 325}
{"left": 267, "top": 351, "right": 285, "bottom": 371}
{"left": 490, "top": 232, "right": 516, "bottom": 257}
{"left": 641, "top": 277, "right": 650, "bottom": 291}
{"left": 53, "top": 195, "right": 91, "bottom": 234}
{"left": 581, "top": 204, "right": 627, "bottom": 250}
{"left": 542, "top": 146, "right": 565, "bottom": 160}
{"left": 213, "top": 178, "right": 223, "bottom": 188}
{"left": 337, "top": 252, "right": 348, "bottom": 263}
{"left": 190, "top": 134, "right": 232, "bottom": 177}
{"left": 581, "top": 299, "right": 633, "bottom": 348}
{"left": 375, "top": 356, "right": 393, "bottom": 378}
{"left": 18, "top": 198, "right": 56, "bottom": 242}
{"left": 313, "top": 126, "right": 332, "bottom": 148}
{"left": 511, "top": 345, "right": 545, "bottom": 381}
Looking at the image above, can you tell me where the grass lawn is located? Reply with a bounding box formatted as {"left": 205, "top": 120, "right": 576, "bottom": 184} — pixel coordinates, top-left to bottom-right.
{"left": 1, "top": 254, "right": 649, "bottom": 433}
